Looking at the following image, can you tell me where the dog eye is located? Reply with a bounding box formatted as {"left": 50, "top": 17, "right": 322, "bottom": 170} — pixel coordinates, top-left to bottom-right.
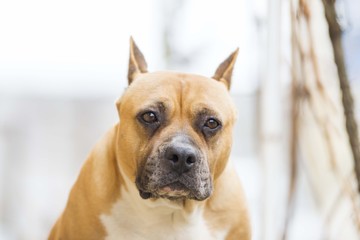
{"left": 204, "top": 118, "right": 220, "bottom": 129}
{"left": 141, "top": 111, "right": 158, "bottom": 124}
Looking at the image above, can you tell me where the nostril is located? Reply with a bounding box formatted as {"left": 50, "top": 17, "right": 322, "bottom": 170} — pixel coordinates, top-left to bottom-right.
{"left": 170, "top": 154, "right": 179, "bottom": 163}
{"left": 186, "top": 156, "right": 195, "bottom": 166}
{"left": 165, "top": 145, "right": 197, "bottom": 172}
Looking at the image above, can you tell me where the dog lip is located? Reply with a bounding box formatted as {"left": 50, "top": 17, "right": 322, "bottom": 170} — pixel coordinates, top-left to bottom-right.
{"left": 139, "top": 190, "right": 152, "bottom": 199}
{"left": 157, "top": 182, "right": 190, "bottom": 197}
{"left": 160, "top": 182, "right": 187, "bottom": 192}
{"left": 137, "top": 181, "right": 211, "bottom": 201}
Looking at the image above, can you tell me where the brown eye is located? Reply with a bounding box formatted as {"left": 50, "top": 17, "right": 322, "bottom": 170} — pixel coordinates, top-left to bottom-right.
{"left": 141, "top": 111, "right": 158, "bottom": 123}
{"left": 204, "top": 118, "right": 220, "bottom": 129}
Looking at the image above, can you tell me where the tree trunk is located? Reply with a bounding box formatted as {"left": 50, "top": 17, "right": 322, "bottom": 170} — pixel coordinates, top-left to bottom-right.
{"left": 321, "top": 0, "right": 360, "bottom": 195}
{"left": 290, "top": 0, "right": 360, "bottom": 239}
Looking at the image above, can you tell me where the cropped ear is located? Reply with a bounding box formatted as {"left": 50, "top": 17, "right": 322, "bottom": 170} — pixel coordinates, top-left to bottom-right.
{"left": 128, "top": 37, "right": 148, "bottom": 85}
{"left": 212, "top": 48, "right": 239, "bottom": 90}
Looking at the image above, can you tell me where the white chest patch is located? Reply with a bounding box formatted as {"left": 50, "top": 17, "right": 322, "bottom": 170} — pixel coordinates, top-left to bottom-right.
{"left": 100, "top": 186, "right": 227, "bottom": 240}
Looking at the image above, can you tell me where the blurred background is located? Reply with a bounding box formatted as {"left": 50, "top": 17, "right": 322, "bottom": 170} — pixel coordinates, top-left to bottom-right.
{"left": 0, "top": 0, "right": 360, "bottom": 239}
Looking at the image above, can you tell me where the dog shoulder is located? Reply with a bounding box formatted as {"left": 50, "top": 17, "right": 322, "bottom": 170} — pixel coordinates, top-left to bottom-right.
{"left": 49, "top": 125, "right": 123, "bottom": 240}
{"left": 205, "top": 163, "right": 251, "bottom": 240}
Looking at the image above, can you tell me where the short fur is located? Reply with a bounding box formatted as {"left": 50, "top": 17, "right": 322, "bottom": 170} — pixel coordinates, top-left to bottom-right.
{"left": 49, "top": 39, "right": 251, "bottom": 240}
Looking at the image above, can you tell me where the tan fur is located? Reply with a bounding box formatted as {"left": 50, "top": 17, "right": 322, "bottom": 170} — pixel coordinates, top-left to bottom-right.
{"left": 49, "top": 127, "right": 122, "bottom": 239}
{"left": 49, "top": 42, "right": 251, "bottom": 240}
{"left": 212, "top": 48, "right": 239, "bottom": 89}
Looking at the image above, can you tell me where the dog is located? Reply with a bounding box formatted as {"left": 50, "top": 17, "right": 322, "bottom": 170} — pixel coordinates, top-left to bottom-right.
{"left": 49, "top": 38, "right": 251, "bottom": 240}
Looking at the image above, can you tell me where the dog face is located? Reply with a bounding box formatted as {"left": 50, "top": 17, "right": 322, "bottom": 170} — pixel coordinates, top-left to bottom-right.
{"left": 116, "top": 38, "right": 238, "bottom": 201}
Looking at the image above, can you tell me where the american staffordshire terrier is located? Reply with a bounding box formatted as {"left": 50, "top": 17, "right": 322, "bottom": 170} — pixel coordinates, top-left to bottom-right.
{"left": 49, "top": 38, "right": 251, "bottom": 240}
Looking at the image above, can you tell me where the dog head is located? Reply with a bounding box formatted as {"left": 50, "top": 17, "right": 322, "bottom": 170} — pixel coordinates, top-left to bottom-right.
{"left": 116, "top": 38, "right": 238, "bottom": 201}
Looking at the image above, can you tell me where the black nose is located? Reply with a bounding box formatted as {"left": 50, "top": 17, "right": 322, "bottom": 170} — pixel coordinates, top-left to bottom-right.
{"left": 165, "top": 145, "right": 197, "bottom": 174}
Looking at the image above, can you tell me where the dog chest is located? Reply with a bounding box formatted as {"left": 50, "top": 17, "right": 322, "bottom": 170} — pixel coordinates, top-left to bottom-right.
{"left": 100, "top": 196, "right": 227, "bottom": 240}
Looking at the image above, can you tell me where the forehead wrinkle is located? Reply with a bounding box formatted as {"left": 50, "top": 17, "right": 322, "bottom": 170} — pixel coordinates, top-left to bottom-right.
{"left": 179, "top": 75, "right": 185, "bottom": 118}
{"left": 137, "top": 100, "right": 167, "bottom": 112}
{"left": 191, "top": 104, "right": 223, "bottom": 122}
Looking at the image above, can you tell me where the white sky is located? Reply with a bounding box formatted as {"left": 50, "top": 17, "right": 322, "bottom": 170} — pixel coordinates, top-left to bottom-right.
{"left": 0, "top": 0, "right": 266, "bottom": 97}
{"left": 0, "top": 0, "right": 357, "bottom": 98}
{"left": 0, "top": 0, "right": 163, "bottom": 97}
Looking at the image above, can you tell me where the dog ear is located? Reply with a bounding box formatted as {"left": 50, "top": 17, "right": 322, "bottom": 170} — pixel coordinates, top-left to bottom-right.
{"left": 128, "top": 37, "right": 148, "bottom": 85}
{"left": 212, "top": 48, "right": 239, "bottom": 90}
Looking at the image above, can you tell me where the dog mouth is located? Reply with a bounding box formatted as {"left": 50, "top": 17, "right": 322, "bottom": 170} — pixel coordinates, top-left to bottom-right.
{"left": 138, "top": 181, "right": 191, "bottom": 200}
{"left": 157, "top": 182, "right": 190, "bottom": 198}
{"left": 136, "top": 166, "right": 213, "bottom": 201}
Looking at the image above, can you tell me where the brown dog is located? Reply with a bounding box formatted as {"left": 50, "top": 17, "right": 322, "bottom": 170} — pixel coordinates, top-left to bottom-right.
{"left": 49, "top": 38, "right": 251, "bottom": 240}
